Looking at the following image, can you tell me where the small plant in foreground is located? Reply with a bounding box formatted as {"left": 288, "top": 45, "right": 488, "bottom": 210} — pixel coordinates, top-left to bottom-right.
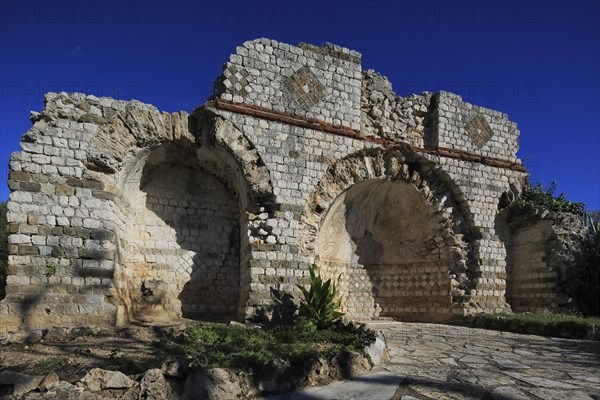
{"left": 297, "top": 264, "right": 345, "bottom": 329}
{"left": 293, "top": 316, "right": 318, "bottom": 335}
{"left": 269, "top": 287, "right": 298, "bottom": 324}
{"left": 249, "top": 287, "right": 298, "bottom": 324}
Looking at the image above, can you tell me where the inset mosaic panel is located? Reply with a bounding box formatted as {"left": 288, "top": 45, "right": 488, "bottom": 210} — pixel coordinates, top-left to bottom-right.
{"left": 282, "top": 66, "right": 327, "bottom": 111}
{"left": 464, "top": 113, "right": 494, "bottom": 148}
{"left": 221, "top": 65, "right": 250, "bottom": 97}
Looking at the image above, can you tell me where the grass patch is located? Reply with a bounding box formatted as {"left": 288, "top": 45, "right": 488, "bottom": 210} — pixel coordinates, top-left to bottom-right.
{"left": 104, "top": 349, "right": 158, "bottom": 374}
{"left": 474, "top": 312, "right": 600, "bottom": 340}
{"left": 162, "top": 322, "right": 376, "bottom": 371}
{"left": 29, "top": 356, "right": 70, "bottom": 375}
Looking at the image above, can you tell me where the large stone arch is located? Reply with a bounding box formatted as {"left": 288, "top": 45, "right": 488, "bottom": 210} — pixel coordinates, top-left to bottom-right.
{"left": 301, "top": 148, "right": 475, "bottom": 321}
{"left": 85, "top": 106, "right": 275, "bottom": 323}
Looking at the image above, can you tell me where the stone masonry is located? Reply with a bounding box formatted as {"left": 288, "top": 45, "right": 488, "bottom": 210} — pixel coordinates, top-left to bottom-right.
{"left": 2, "top": 37, "right": 567, "bottom": 334}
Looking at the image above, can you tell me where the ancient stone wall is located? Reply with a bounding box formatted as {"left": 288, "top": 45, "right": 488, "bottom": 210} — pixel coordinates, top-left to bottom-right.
{"left": 360, "top": 70, "right": 432, "bottom": 147}
{"left": 0, "top": 92, "right": 270, "bottom": 333}
{"left": 123, "top": 164, "right": 240, "bottom": 321}
{"left": 207, "top": 39, "right": 528, "bottom": 319}
{"left": 3, "top": 37, "right": 571, "bottom": 336}
{"left": 498, "top": 207, "right": 589, "bottom": 312}
{"left": 215, "top": 39, "right": 362, "bottom": 130}
{"left": 316, "top": 179, "right": 460, "bottom": 321}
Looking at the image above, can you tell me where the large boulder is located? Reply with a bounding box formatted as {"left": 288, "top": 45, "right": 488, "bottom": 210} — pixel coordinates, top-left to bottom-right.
{"left": 331, "top": 350, "right": 371, "bottom": 379}
{"left": 22, "top": 381, "right": 104, "bottom": 400}
{"left": 79, "top": 368, "right": 135, "bottom": 392}
{"left": 161, "top": 356, "right": 190, "bottom": 378}
{"left": 123, "top": 369, "right": 179, "bottom": 400}
{"left": 303, "top": 357, "right": 333, "bottom": 387}
{"left": 38, "top": 372, "right": 60, "bottom": 392}
{"left": 364, "top": 331, "right": 390, "bottom": 366}
{"left": 0, "top": 370, "right": 46, "bottom": 397}
{"left": 257, "top": 359, "right": 290, "bottom": 393}
{"left": 183, "top": 368, "right": 242, "bottom": 400}
{"left": 13, "top": 374, "right": 44, "bottom": 397}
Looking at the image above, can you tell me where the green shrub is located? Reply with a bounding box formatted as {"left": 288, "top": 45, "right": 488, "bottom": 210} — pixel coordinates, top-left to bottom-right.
{"left": 475, "top": 312, "right": 600, "bottom": 340}
{"left": 269, "top": 287, "right": 298, "bottom": 324}
{"left": 184, "top": 325, "right": 221, "bottom": 344}
{"left": 293, "top": 316, "right": 318, "bottom": 335}
{"left": 297, "top": 264, "right": 345, "bottom": 329}
{"left": 250, "top": 287, "right": 299, "bottom": 325}
{"left": 177, "top": 322, "right": 374, "bottom": 370}
{"left": 579, "top": 213, "right": 600, "bottom": 315}
{"left": 511, "top": 181, "right": 584, "bottom": 215}
{"left": 182, "top": 324, "right": 274, "bottom": 369}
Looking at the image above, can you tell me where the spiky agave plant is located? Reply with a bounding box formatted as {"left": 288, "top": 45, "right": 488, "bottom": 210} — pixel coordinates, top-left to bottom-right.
{"left": 297, "top": 264, "right": 344, "bottom": 329}
{"left": 584, "top": 213, "right": 600, "bottom": 314}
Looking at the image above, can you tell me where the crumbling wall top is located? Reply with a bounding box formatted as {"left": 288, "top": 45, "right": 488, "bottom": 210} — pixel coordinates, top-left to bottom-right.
{"left": 297, "top": 41, "right": 362, "bottom": 64}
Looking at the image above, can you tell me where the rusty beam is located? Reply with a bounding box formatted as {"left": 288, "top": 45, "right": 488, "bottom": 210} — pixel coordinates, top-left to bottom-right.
{"left": 203, "top": 99, "right": 527, "bottom": 173}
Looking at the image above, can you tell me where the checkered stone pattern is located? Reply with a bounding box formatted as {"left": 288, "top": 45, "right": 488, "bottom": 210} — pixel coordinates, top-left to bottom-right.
{"left": 369, "top": 263, "right": 451, "bottom": 312}
{"left": 344, "top": 267, "right": 379, "bottom": 318}
{"left": 221, "top": 65, "right": 250, "bottom": 98}
{"left": 465, "top": 113, "right": 495, "bottom": 148}
{"left": 322, "top": 260, "right": 452, "bottom": 320}
{"left": 320, "top": 263, "right": 378, "bottom": 319}
{"left": 433, "top": 92, "right": 519, "bottom": 161}
{"left": 215, "top": 38, "right": 363, "bottom": 129}
{"left": 282, "top": 66, "right": 327, "bottom": 111}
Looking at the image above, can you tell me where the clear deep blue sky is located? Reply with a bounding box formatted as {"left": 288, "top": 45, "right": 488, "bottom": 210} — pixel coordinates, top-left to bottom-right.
{"left": 1, "top": 0, "right": 598, "bottom": 209}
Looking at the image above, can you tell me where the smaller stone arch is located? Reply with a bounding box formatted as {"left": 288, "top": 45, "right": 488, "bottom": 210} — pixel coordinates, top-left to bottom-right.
{"left": 301, "top": 148, "right": 474, "bottom": 321}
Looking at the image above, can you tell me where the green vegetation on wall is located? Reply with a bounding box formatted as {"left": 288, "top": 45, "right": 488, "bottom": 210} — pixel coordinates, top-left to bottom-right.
{"left": 512, "top": 181, "right": 584, "bottom": 215}
{"left": 510, "top": 182, "right": 599, "bottom": 316}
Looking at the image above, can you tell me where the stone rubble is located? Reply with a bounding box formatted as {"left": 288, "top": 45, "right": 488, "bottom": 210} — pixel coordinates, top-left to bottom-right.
{"left": 0, "top": 329, "right": 389, "bottom": 399}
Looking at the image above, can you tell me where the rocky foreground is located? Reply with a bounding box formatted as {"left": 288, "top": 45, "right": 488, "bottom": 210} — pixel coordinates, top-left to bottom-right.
{"left": 0, "top": 327, "right": 388, "bottom": 399}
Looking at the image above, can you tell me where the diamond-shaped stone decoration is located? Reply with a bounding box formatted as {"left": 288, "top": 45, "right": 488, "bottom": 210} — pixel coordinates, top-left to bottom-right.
{"left": 218, "top": 64, "right": 250, "bottom": 98}
{"left": 464, "top": 113, "right": 494, "bottom": 148}
{"left": 282, "top": 66, "right": 327, "bottom": 111}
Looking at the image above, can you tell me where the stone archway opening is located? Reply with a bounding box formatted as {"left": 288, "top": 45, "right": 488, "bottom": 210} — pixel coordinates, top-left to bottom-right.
{"left": 118, "top": 142, "right": 242, "bottom": 322}
{"left": 316, "top": 179, "right": 456, "bottom": 321}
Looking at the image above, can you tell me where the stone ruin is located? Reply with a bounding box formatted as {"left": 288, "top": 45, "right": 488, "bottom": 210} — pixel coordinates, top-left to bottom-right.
{"left": 0, "top": 38, "right": 586, "bottom": 334}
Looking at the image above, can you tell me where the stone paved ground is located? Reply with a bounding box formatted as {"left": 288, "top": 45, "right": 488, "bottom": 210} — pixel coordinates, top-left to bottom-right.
{"left": 369, "top": 322, "right": 600, "bottom": 400}
{"left": 266, "top": 322, "right": 600, "bottom": 399}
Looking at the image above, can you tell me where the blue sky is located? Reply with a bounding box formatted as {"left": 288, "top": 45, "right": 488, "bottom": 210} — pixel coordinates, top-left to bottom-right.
{"left": 1, "top": 0, "right": 599, "bottom": 209}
